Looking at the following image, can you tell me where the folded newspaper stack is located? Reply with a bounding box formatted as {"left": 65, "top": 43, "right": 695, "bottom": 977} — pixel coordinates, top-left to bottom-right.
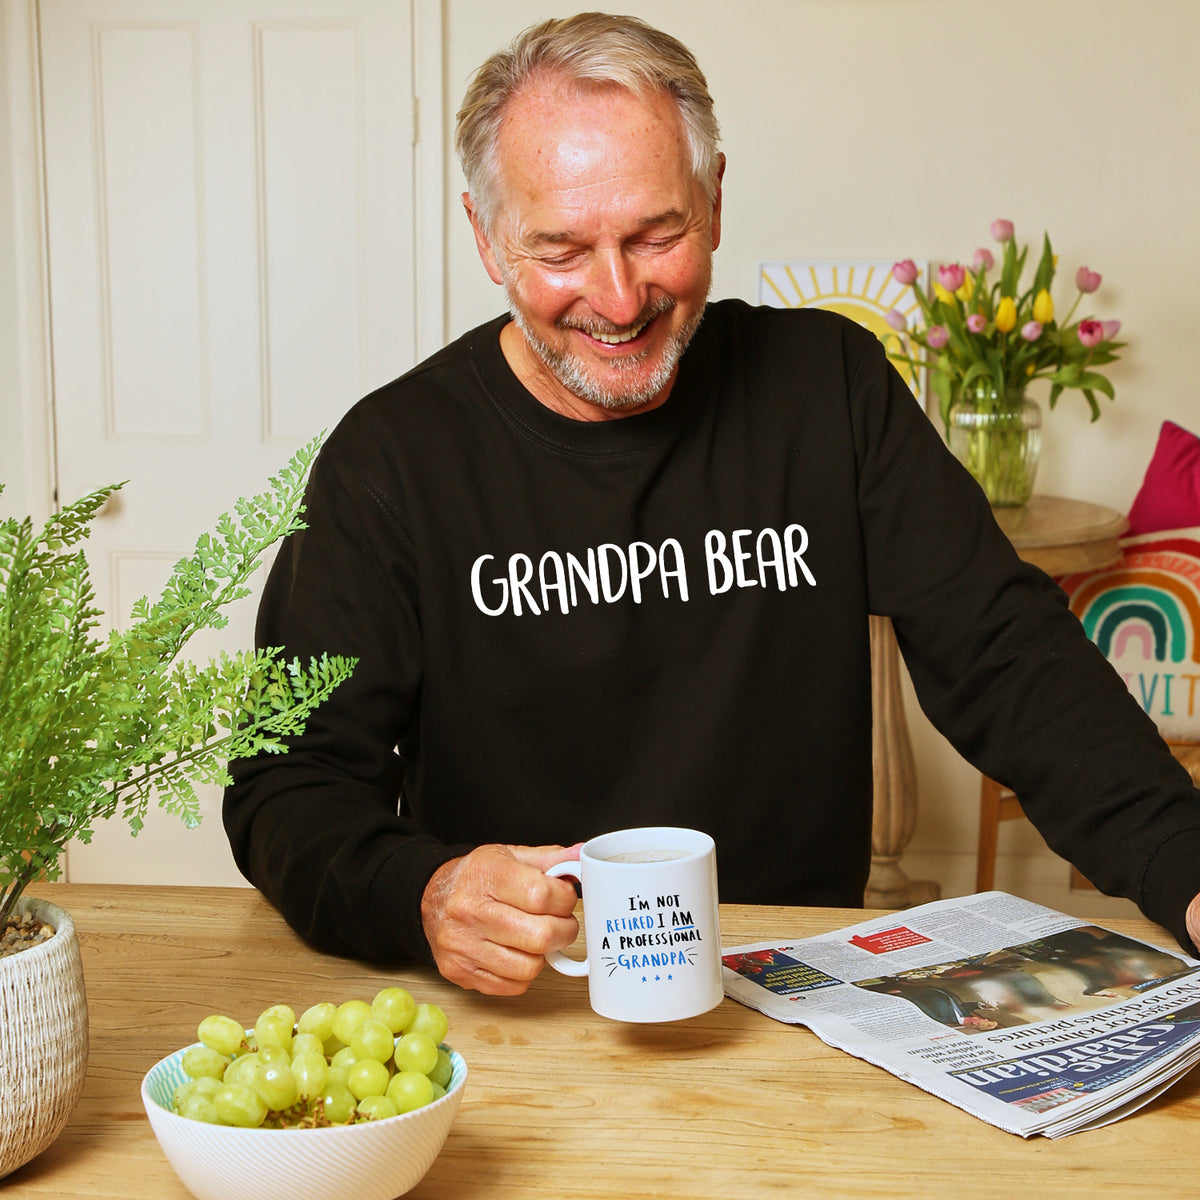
{"left": 722, "top": 891, "right": 1200, "bottom": 1137}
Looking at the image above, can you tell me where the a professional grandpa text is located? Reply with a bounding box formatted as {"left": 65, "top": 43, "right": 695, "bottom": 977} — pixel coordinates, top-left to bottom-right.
{"left": 600, "top": 889, "right": 705, "bottom": 978}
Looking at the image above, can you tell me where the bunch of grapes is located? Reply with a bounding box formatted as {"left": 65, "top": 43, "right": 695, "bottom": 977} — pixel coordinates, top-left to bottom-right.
{"left": 170, "top": 987, "right": 453, "bottom": 1128}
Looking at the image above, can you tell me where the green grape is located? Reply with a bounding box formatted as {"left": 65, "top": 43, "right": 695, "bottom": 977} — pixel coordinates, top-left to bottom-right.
{"left": 297, "top": 1001, "right": 337, "bottom": 1042}
{"left": 387, "top": 1069, "right": 434, "bottom": 1113}
{"left": 254, "top": 1009, "right": 293, "bottom": 1055}
{"left": 172, "top": 1076, "right": 224, "bottom": 1117}
{"left": 254, "top": 1060, "right": 298, "bottom": 1111}
{"left": 198, "top": 1014, "right": 246, "bottom": 1057}
{"left": 350, "top": 1019, "right": 396, "bottom": 1064}
{"left": 325, "top": 1064, "right": 349, "bottom": 1089}
{"left": 428, "top": 1047, "right": 453, "bottom": 1089}
{"left": 393, "top": 1030, "right": 438, "bottom": 1076}
{"left": 331, "top": 999, "right": 373, "bottom": 1046}
{"left": 261, "top": 1003, "right": 296, "bottom": 1030}
{"left": 347, "top": 1058, "right": 390, "bottom": 1101}
{"left": 429, "top": 1081, "right": 446, "bottom": 1101}
{"left": 182, "top": 1045, "right": 228, "bottom": 1081}
{"left": 319, "top": 1080, "right": 357, "bottom": 1124}
{"left": 223, "top": 1051, "right": 260, "bottom": 1090}
{"left": 291, "top": 1051, "right": 329, "bottom": 1101}
{"left": 172, "top": 1080, "right": 201, "bottom": 1112}
{"left": 357, "top": 1094, "right": 400, "bottom": 1121}
{"left": 291, "top": 1032, "right": 324, "bottom": 1059}
{"left": 323, "top": 1035, "right": 348, "bottom": 1059}
{"left": 409, "top": 1003, "right": 449, "bottom": 1046}
{"left": 214, "top": 1083, "right": 268, "bottom": 1128}
{"left": 257, "top": 1044, "right": 291, "bottom": 1068}
{"left": 330, "top": 1046, "right": 357, "bottom": 1071}
{"left": 372, "top": 987, "right": 416, "bottom": 1035}
{"left": 177, "top": 1090, "right": 220, "bottom": 1124}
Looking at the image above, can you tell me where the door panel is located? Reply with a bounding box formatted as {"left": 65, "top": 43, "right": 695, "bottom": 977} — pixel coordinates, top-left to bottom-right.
{"left": 39, "top": 0, "right": 417, "bottom": 884}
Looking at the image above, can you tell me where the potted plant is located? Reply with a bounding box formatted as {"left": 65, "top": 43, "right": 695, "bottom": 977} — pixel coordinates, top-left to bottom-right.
{"left": 884, "top": 219, "right": 1125, "bottom": 506}
{"left": 0, "top": 435, "right": 355, "bottom": 1177}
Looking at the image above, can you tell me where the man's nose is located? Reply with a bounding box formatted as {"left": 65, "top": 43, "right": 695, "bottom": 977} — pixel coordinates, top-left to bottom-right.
{"left": 586, "top": 250, "right": 648, "bottom": 329}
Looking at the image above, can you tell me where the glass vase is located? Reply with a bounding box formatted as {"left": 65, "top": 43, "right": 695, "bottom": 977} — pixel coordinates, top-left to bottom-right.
{"left": 947, "top": 382, "right": 1042, "bottom": 507}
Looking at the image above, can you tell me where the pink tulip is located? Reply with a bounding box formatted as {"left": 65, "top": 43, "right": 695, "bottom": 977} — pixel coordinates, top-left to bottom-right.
{"left": 966, "top": 313, "right": 987, "bottom": 333}
{"left": 1101, "top": 319, "right": 1122, "bottom": 340}
{"left": 937, "top": 264, "right": 966, "bottom": 293}
{"left": 1078, "top": 319, "right": 1104, "bottom": 348}
{"left": 892, "top": 259, "right": 919, "bottom": 286}
{"left": 885, "top": 309, "right": 907, "bottom": 331}
{"left": 925, "top": 325, "right": 949, "bottom": 349}
{"left": 990, "top": 219, "right": 1014, "bottom": 242}
{"left": 1021, "top": 321, "right": 1043, "bottom": 342}
{"left": 972, "top": 248, "right": 994, "bottom": 272}
{"left": 1075, "top": 266, "right": 1102, "bottom": 293}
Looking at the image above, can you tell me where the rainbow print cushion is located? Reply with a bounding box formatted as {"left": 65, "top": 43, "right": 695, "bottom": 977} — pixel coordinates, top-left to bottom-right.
{"left": 1059, "top": 528, "right": 1200, "bottom": 742}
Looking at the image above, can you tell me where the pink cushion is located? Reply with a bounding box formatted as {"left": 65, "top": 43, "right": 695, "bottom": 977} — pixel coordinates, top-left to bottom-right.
{"left": 1126, "top": 421, "right": 1200, "bottom": 536}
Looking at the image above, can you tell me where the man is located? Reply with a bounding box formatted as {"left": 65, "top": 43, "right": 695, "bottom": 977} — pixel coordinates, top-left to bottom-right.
{"left": 224, "top": 13, "right": 1200, "bottom": 995}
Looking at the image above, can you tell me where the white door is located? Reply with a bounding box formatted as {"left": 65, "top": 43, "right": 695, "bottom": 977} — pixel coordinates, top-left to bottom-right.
{"left": 39, "top": 0, "right": 423, "bottom": 884}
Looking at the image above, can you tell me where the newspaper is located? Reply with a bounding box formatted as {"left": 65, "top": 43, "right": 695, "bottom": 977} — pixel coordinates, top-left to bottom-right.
{"left": 721, "top": 891, "right": 1200, "bottom": 1137}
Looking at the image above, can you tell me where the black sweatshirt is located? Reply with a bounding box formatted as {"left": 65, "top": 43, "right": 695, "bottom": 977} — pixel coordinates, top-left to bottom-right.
{"left": 223, "top": 301, "right": 1200, "bottom": 962}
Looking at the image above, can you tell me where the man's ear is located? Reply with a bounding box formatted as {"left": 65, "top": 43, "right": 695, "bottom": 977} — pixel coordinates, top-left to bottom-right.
{"left": 709, "top": 153, "right": 726, "bottom": 252}
{"left": 462, "top": 193, "right": 505, "bottom": 285}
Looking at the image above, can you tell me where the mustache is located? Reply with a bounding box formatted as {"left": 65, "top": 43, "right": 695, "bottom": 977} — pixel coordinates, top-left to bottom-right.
{"left": 555, "top": 294, "right": 676, "bottom": 337}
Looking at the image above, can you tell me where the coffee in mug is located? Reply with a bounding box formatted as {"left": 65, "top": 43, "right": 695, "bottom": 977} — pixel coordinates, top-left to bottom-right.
{"left": 544, "top": 826, "right": 722, "bottom": 1023}
{"left": 599, "top": 848, "right": 689, "bottom": 863}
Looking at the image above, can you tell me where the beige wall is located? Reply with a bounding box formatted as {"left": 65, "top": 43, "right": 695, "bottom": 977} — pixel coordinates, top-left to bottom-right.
{"left": 443, "top": 0, "right": 1199, "bottom": 900}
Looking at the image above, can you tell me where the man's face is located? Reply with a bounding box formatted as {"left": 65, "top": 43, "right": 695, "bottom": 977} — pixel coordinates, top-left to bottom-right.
{"left": 466, "top": 78, "right": 723, "bottom": 420}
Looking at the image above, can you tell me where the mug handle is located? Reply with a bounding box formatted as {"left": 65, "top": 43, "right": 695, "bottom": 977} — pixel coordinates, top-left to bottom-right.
{"left": 543, "top": 860, "right": 588, "bottom": 977}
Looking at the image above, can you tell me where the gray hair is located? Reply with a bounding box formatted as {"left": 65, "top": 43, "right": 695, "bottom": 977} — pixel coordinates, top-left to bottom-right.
{"left": 455, "top": 12, "right": 722, "bottom": 238}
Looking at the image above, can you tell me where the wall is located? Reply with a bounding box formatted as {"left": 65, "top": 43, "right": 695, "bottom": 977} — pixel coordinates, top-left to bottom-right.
{"left": 442, "top": 0, "right": 1199, "bottom": 912}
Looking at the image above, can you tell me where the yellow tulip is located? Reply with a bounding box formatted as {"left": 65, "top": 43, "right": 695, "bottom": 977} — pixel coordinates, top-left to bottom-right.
{"left": 956, "top": 273, "right": 975, "bottom": 303}
{"left": 995, "top": 296, "right": 1017, "bottom": 333}
{"left": 933, "top": 282, "right": 954, "bottom": 305}
{"left": 1032, "top": 288, "right": 1054, "bottom": 324}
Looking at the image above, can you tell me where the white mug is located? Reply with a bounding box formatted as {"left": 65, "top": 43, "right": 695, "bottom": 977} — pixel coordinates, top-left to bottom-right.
{"left": 544, "top": 826, "right": 723, "bottom": 1023}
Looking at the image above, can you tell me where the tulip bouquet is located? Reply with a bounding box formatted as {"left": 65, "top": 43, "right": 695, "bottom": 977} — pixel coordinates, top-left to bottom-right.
{"left": 885, "top": 219, "right": 1124, "bottom": 435}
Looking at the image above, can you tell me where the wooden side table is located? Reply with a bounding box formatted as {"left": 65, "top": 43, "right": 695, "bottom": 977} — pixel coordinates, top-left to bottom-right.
{"left": 974, "top": 495, "right": 1128, "bottom": 891}
{"left": 991, "top": 494, "right": 1128, "bottom": 577}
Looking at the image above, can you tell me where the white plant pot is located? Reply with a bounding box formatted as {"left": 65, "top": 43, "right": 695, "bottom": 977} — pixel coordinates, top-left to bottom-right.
{"left": 0, "top": 898, "right": 89, "bottom": 1178}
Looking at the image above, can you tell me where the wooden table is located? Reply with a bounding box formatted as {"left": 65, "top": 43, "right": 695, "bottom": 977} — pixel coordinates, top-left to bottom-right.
{"left": 6, "top": 885, "right": 1198, "bottom": 1199}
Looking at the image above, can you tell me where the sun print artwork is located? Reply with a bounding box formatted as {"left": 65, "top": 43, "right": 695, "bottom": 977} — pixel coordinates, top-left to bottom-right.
{"left": 759, "top": 260, "right": 927, "bottom": 407}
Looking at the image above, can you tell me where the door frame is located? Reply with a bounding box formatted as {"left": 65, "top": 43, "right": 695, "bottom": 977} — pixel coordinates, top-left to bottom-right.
{"left": 3, "top": 0, "right": 446, "bottom": 525}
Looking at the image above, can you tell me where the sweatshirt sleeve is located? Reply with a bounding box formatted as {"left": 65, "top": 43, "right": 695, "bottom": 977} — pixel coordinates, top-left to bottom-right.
{"left": 223, "top": 426, "right": 470, "bottom": 964}
{"left": 845, "top": 328, "right": 1200, "bottom": 952}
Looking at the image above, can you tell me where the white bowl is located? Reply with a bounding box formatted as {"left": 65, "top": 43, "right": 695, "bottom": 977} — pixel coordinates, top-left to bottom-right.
{"left": 141, "top": 1042, "right": 466, "bottom": 1200}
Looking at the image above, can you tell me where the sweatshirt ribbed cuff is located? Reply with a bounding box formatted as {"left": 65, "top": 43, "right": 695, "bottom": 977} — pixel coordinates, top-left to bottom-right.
{"left": 1139, "top": 827, "right": 1200, "bottom": 954}
{"left": 369, "top": 840, "right": 474, "bottom": 966}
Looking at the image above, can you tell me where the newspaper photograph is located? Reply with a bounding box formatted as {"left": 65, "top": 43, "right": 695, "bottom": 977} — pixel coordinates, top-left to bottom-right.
{"left": 721, "top": 891, "right": 1200, "bottom": 1136}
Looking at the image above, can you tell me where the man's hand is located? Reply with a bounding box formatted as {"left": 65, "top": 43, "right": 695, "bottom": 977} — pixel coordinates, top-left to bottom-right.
{"left": 1187, "top": 891, "right": 1200, "bottom": 953}
{"left": 421, "top": 843, "right": 582, "bottom": 995}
